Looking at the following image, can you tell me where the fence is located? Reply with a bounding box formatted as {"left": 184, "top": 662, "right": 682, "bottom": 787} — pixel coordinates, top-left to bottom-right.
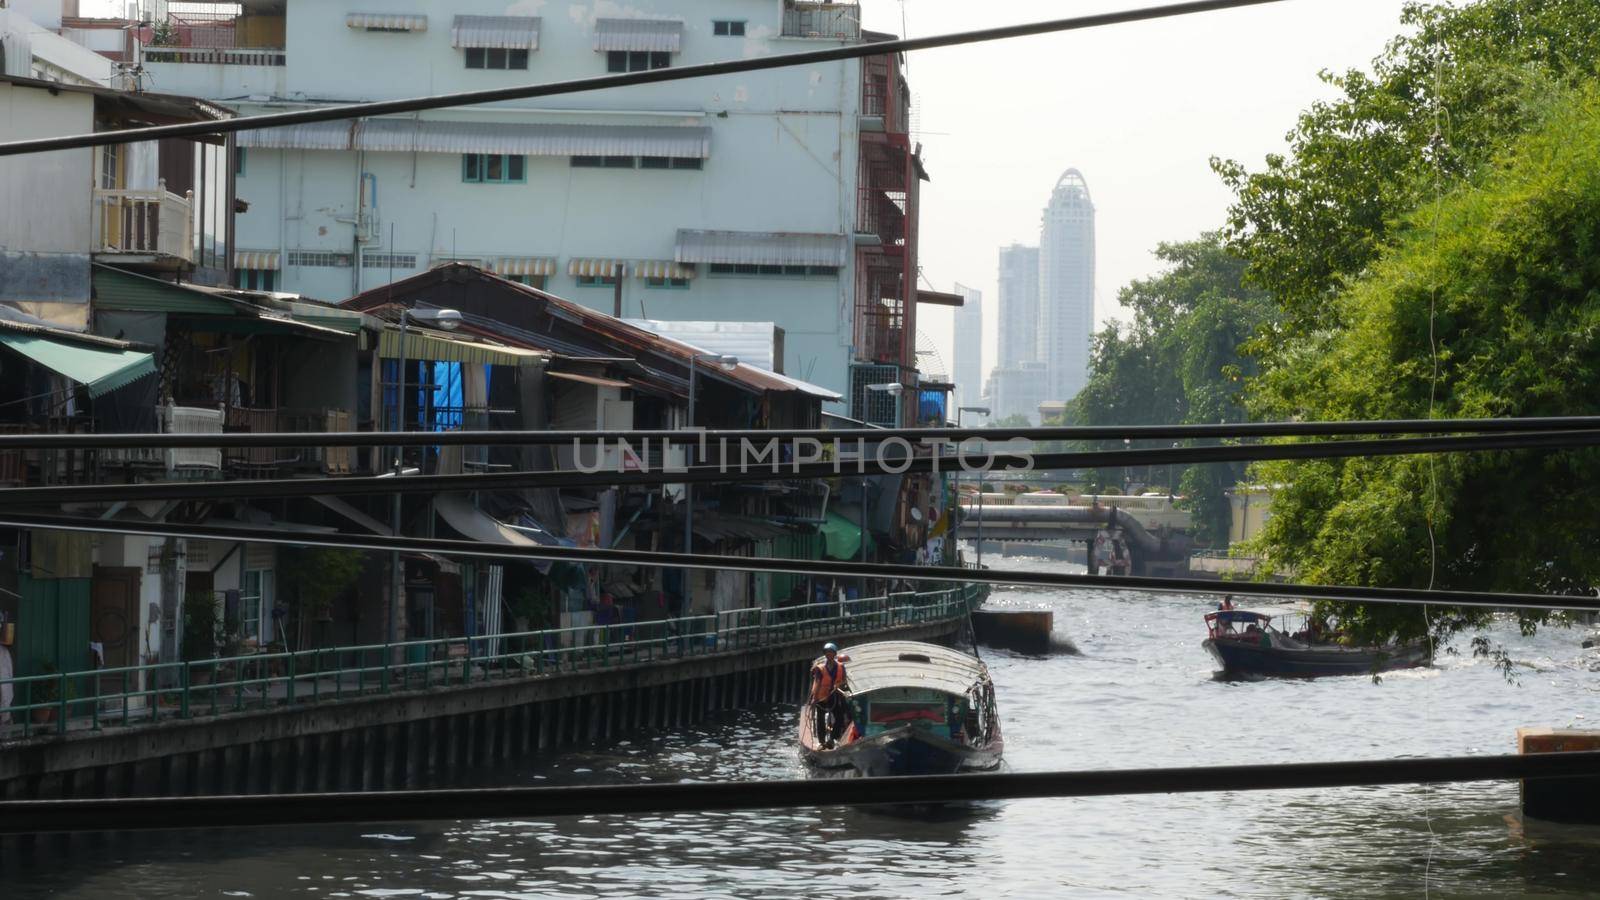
{"left": 0, "top": 583, "right": 983, "bottom": 741}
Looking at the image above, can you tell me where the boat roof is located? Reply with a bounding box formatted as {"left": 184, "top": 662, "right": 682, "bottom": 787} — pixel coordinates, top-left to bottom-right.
{"left": 824, "top": 641, "right": 989, "bottom": 697}
{"left": 1211, "top": 604, "right": 1312, "bottom": 623}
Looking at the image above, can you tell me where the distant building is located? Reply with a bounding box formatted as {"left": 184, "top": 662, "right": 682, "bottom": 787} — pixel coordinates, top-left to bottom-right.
{"left": 989, "top": 361, "right": 1048, "bottom": 425}
{"left": 952, "top": 282, "right": 983, "bottom": 412}
{"left": 1037, "top": 399, "right": 1068, "bottom": 425}
{"left": 996, "top": 243, "right": 1040, "bottom": 375}
{"left": 1039, "top": 169, "right": 1095, "bottom": 404}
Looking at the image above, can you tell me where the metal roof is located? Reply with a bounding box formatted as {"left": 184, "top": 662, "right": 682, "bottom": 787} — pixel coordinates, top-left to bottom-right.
{"left": 237, "top": 120, "right": 356, "bottom": 150}
{"left": 829, "top": 641, "right": 990, "bottom": 697}
{"left": 676, "top": 230, "right": 848, "bottom": 267}
{"left": 625, "top": 320, "right": 779, "bottom": 372}
{"left": 357, "top": 120, "right": 711, "bottom": 158}
{"left": 452, "top": 15, "right": 540, "bottom": 50}
{"left": 594, "top": 18, "right": 683, "bottom": 53}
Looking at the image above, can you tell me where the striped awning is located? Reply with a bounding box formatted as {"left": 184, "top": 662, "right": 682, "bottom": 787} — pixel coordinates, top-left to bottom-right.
{"left": 234, "top": 250, "right": 280, "bottom": 271}
{"left": 675, "top": 230, "right": 848, "bottom": 267}
{"left": 594, "top": 18, "right": 683, "bottom": 53}
{"left": 495, "top": 257, "right": 557, "bottom": 277}
{"left": 347, "top": 13, "right": 428, "bottom": 32}
{"left": 356, "top": 120, "right": 711, "bottom": 158}
{"left": 635, "top": 260, "right": 696, "bottom": 280}
{"left": 568, "top": 259, "right": 630, "bottom": 278}
{"left": 236, "top": 121, "right": 356, "bottom": 151}
{"left": 452, "top": 15, "right": 540, "bottom": 49}
{"left": 378, "top": 328, "right": 544, "bottom": 367}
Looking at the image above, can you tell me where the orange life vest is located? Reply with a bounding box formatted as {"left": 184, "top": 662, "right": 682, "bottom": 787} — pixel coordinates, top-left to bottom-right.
{"left": 810, "top": 659, "right": 846, "bottom": 703}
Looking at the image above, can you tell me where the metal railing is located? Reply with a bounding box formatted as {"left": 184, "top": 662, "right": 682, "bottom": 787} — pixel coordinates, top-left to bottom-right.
{"left": 782, "top": 1, "right": 862, "bottom": 40}
{"left": 0, "top": 584, "right": 984, "bottom": 741}
{"left": 93, "top": 182, "right": 195, "bottom": 262}
{"left": 144, "top": 46, "right": 287, "bottom": 66}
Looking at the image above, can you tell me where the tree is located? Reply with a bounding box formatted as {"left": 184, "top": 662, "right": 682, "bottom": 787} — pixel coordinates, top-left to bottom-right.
{"left": 1244, "top": 83, "right": 1600, "bottom": 645}
{"left": 987, "top": 414, "right": 1032, "bottom": 429}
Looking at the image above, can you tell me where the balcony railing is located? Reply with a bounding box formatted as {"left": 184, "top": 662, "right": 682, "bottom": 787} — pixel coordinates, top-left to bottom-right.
{"left": 93, "top": 182, "right": 194, "bottom": 263}
{"left": 144, "top": 45, "right": 286, "bottom": 66}
{"left": 226, "top": 407, "right": 356, "bottom": 477}
{"left": 0, "top": 419, "right": 99, "bottom": 486}
{"left": 782, "top": 1, "right": 861, "bottom": 40}
{"left": 103, "top": 404, "right": 222, "bottom": 473}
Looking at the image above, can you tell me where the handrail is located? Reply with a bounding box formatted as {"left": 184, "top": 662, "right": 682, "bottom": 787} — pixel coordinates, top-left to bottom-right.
{"left": 0, "top": 583, "right": 985, "bottom": 741}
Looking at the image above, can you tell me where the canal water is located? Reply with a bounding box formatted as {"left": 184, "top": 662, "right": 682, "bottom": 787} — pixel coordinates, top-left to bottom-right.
{"left": 9, "top": 555, "right": 1600, "bottom": 898}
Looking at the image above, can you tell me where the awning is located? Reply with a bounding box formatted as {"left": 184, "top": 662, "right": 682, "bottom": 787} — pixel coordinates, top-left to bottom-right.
{"left": 356, "top": 120, "right": 711, "bottom": 158}
{"left": 452, "top": 15, "right": 540, "bottom": 49}
{"left": 494, "top": 256, "right": 556, "bottom": 277}
{"left": 820, "top": 511, "right": 874, "bottom": 561}
{"left": 347, "top": 13, "right": 427, "bottom": 31}
{"left": 0, "top": 332, "right": 155, "bottom": 398}
{"left": 548, "top": 370, "right": 631, "bottom": 389}
{"left": 689, "top": 514, "right": 793, "bottom": 544}
{"left": 236, "top": 121, "right": 356, "bottom": 151}
{"left": 378, "top": 328, "right": 546, "bottom": 367}
{"left": 594, "top": 18, "right": 683, "bottom": 53}
{"left": 634, "top": 260, "right": 696, "bottom": 280}
{"left": 675, "top": 230, "right": 848, "bottom": 267}
{"left": 436, "top": 494, "right": 543, "bottom": 548}
{"left": 235, "top": 250, "right": 280, "bottom": 271}
{"left": 568, "top": 258, "right": 629, "bottom": 278}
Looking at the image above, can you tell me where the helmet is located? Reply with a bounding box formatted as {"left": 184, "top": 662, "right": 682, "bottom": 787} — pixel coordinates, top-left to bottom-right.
{"left": 823, "top": 642, "right": 839, "bottom": 653}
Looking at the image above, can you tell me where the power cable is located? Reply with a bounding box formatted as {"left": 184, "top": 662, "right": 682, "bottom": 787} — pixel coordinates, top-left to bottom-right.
{"left": 0, "top": 0, "right": 1292, "bottom": 158}
{"left": 2, "top": 512, "right": 1598, "bottom": 615}
{"left": 3, "top": 750, "right": 1595, "bottom": 834}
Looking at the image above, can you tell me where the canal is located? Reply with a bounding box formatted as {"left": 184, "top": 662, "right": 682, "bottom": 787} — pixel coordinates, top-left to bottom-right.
{"left": 8, "top": 555, "right": 1600, "bottom": 898}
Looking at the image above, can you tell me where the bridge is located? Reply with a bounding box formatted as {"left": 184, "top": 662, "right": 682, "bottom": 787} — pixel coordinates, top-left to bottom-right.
{"left": 956, "top": 500, "right": 1194, "bottom": 576}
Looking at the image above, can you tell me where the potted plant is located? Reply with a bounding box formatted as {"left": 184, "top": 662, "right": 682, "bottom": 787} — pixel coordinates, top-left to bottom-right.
{"left": 182, "top": 591, "right": 221, "bottom": 685}
{"left": 30, "top": 662, "right": 60, "bottom": 725}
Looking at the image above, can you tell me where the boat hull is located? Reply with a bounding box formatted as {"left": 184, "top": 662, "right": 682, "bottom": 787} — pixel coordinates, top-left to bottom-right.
{"left": 1203, "top": 637, "right": 1430, "bottom": 678}
{"left": 804, "top": 724, "right": 1003, "bottom": 777}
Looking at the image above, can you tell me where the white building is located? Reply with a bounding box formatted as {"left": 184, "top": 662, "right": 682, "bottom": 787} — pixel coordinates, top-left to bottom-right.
{"left": 951, "top": 281, "right": 982, "bottom": 412}
{"left": 988, "top": 360, "right": 1046, "bottom": 425}
{"left": 1039, "top": 168, "right": 1094, "bottom": 404}
{"left": 135, "top": 0, "right": 928, "bottom": 416}
{"left": 995, "top": 242, "right": 1038, "bottom": 372}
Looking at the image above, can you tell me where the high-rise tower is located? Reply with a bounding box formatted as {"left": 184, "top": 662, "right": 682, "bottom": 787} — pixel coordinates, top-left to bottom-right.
{"left": 952, "top": 282, "right": 984, "bottom": 412}
{"left": 1039, "top": 169, "right": 1096, "bottom": 402}
{"left": 996, "top": 243, "right": 1040, "bottom": 369}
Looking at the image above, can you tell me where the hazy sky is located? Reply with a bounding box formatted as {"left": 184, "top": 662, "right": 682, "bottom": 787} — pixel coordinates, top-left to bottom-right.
{"left": 87, "top": 0, "right": 1415, "bottom": 386}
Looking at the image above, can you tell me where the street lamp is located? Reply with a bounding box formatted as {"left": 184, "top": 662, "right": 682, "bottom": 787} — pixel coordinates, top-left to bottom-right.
{"left": 956, "top": 406, "right": 990, "bottom": 428}
{"left": 683, "top": 353, "right": 738, "bottom": 609}
{"left": 865, "top": 382, "right": 904, "bottom": 429}
{"left": 390, "top": 306, "right": 461, "bottom": 651}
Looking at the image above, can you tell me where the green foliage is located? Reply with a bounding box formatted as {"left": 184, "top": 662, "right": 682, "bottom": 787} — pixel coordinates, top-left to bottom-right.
{"left": 1215, "top": 0, "right": 1600, "bottom": 341}
{"left": 1245, "top": 83, "right": 1600, "bottom": 643}
{"left": 1070, "top": 234, "right": 1275, "bottom": 543}
{"left": 277, "top": 548, "right": 364, "bottom": 646}
{"left": 182, "top": 591, "right": 220, "bottom": 662}
{"left": 987, "top": 414, "right": 1033, "bottom": 428}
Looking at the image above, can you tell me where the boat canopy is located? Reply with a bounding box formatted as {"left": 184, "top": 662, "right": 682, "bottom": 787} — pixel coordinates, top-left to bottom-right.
{"left": 1211, "top": 605, "right": 1312, "bottom": 624}
{"left": 826, "top": 641, "right": 988, "bottom": 697}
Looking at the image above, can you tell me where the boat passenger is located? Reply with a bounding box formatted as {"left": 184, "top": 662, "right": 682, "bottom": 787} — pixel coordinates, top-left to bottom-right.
{"left": 810, "top": 642, "right": 851, "bottom": 749}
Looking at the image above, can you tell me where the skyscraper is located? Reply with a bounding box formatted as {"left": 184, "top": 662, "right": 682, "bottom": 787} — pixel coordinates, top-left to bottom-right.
{"left": 952, "top": 282, "right": 983, "bottom": 412}
{"left": 996, "top": 244, "right": 1040, "bottom": 372}
{"left": 1039, "top": 169, "right": 1096, "bottom": 403}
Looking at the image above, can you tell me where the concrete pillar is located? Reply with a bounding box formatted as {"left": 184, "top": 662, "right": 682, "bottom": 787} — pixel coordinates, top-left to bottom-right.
{"left": 538, "top": 701, "right": 554, "bottom": 750}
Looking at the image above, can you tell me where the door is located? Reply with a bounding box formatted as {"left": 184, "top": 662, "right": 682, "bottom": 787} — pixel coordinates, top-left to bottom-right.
{"left": 91, "top": 567, "right": 142, "bottom": 697}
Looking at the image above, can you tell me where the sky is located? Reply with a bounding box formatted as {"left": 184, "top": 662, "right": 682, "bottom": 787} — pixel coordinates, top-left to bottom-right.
{"left": 84, "top": 0, "right": 1415, "bottom": 390}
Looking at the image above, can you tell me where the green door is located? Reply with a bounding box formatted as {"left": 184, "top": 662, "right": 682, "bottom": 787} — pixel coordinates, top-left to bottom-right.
{"left": 16, "top": 574, "right": 93, "bottom": 676}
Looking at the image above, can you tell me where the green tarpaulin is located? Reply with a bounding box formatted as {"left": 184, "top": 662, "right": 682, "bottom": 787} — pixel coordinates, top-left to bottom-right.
{"left": 821, "top": 511, "right": 874, "bottom": 561}
{"left": 0, "top": 332, "right": 156, "bottom": 397}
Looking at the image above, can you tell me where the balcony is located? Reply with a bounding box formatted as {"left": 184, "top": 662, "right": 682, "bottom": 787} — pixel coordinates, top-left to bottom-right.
{"left": 0, "top": 419, "right": 99, "bottom": 487}
{"left": 144, "top": 45, "right": 286, "bottom": 66}
{"left": 102, "top": 405, "right": 223, "bottom": 474}
{"left": 93, "top": 183, "right": 194, "bottom": 265}
{"left": 226, "top": 407, "right": 356, "bottom": 478}
{"left": 782, "top": 1, "right": 861, "bottom": 40}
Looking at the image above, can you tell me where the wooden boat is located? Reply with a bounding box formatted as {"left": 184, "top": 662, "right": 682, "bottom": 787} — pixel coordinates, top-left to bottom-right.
{"left": 798, "top": 641, "right": 1003, "bottom": 777}
{"left": 1202, "top": 607, "right": 1431, "bottom": 678}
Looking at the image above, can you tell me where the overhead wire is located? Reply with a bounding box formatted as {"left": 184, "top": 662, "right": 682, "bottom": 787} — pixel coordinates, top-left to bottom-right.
{"left": 0, "top": 0, "right": 1293, "bottom": 158}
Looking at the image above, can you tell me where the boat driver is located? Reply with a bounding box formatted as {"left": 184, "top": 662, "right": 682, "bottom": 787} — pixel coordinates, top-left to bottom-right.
{"left": 810, "top": 642, "right": 850, "bottom": 748}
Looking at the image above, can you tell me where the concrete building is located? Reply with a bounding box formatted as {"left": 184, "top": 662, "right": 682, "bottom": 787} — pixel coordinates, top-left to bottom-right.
{"left": 995, "top": 243, "right": 1038, "bottom": 375}
{"left": 951, "top": 281, "right": 982, "bottom": 412}
{"left": 1039, "top": 168, "right": 1095, "bottom": 404}
{"left": 132, "top": 0, "right": 929, "bottom": 419}
{"left": 988, "top": 360, "right": 1047, "bottom": 425}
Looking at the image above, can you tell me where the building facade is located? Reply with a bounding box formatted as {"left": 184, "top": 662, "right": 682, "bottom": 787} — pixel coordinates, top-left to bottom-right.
{"left": 951, "top": 281, "right": 982, "bottom": 413}
{"left": 995, "top": 242, "right": 1038, "bottom": 377}
{"left": 135, "top": 0, "right": 926, "bottom": 415}
{"left": 1038, "top": 168, "right": 1095, "bottom": 404}
{"left": 988, "top": 360, "right": 1047, "bottom": 426}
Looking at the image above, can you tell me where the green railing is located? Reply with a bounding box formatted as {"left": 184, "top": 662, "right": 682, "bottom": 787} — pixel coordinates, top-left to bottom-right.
{"left": 0, "top": 583, "right": 984, "bottom": 741}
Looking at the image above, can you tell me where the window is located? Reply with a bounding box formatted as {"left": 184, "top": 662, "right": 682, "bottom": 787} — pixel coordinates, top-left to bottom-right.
{"left": 571, "top": 155, "right": 637, "bottom": 169}
{"left": 286, "top": 250, "right": 353, "bottom": 268}
{"left": 708, "top": 264, "right": 840, "bottom": 277}
{"left": 463, "top": 154, "right": 527, "bottom": 183}
{"left": 645, "top": 276, "right": 690, "bottom": 289}
{"left": 576, "top": 274, "right": 620, "bottom": 287}
{"left": 234, "top": 148, "right": 246, "bottom": 177}
{"left": 465, "top": 47, "right": 529, "bottom": 70}
{"left": 234, "top": 269, "right": 277, "bottom": 291}
{"left": 640, "top": 156, "right": 703, "bottom": 170}
{"left": 607, "top": 50, "right": 670, "bottom": 72}
{"left": 505, "top": 274, "right": 548, "bottom": 289}
{"left": 100, "top": 144, "right": 121, "bottom": 190}
{"left": 362, "top": 253, "right": 418, "bottom": 269}
{"left": 240, "top": 569, "right": 273, "bottom": 644}
{"left": 713, "top": 20, "right": 746, "bottom": 36}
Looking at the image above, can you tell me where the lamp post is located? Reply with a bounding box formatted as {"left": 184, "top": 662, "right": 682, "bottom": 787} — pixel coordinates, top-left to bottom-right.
{"left": 683, "top": 353, "right": 738, "bottom": 611}
{"left": 390, "top": 306, "right": 461, "bottom": 651}
{"left": 956, "top": 406, "right": 990, "bottom": 567}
